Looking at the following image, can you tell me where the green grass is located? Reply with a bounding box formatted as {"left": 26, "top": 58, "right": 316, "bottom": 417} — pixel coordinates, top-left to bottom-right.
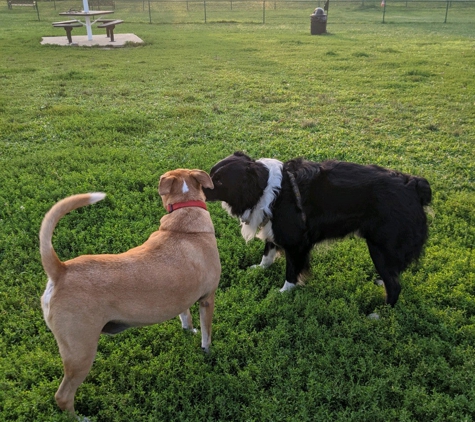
{"left": 1, "top": 2, "right": 475, "bottom": 421}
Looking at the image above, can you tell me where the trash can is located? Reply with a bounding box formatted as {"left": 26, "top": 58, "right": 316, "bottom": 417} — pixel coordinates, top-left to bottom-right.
{"left": 310, "top": 7, "right": 327, "bottom": 35}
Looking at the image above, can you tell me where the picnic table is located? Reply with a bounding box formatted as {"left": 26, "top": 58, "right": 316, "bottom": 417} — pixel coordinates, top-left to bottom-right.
{"left": 58, "top": 9, "right": 115, "bottom": 41}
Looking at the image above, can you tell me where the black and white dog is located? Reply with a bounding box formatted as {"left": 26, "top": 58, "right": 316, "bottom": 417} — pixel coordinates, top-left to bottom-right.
{"left": 203, "top": 152, "right": 432, "bottom": 306}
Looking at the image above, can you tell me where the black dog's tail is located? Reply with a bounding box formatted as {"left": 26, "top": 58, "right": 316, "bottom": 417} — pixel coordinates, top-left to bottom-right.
{"left": 415, "top": 177, "right": 432, "bottom": 206}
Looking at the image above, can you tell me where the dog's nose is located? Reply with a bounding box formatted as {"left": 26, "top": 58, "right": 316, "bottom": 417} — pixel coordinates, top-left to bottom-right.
{"left": 202, "top": 187, "right": 216, "bottom": 202}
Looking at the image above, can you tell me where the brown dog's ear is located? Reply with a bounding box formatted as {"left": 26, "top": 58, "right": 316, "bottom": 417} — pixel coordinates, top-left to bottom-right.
{"left": 158, "top": 175, "right": 176, "bottom": 196}
{"left": 190, "top": 170, "right": 214, "bottom": 190}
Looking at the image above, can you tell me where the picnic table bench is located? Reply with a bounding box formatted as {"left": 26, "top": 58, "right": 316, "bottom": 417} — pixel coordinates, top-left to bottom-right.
{"left": 52, "top": 20, "right": 83, "bottom": 44}
{"left": 97, "top": 19, "right": 123, "bottom": 42}
{"left": 7, "top": 0, "right": 36, "bottom": 9}
{"left": 7, "top": 0, "right": 40, "bottom": 20}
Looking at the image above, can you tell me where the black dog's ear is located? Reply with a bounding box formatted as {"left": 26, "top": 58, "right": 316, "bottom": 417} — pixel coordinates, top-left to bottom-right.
{"left": 233, "top": 151, "right": 253, "bottom": 161}
{"left": 248, "top": 162, "right": 269, "bottom": 191}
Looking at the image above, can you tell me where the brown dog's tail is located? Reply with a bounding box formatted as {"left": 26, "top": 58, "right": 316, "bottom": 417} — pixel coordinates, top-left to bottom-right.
{"left": 39, "top": 193, "right": 106, "bottom": 281}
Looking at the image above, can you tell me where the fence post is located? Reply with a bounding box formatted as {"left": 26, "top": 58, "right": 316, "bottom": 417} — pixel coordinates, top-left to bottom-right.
{"left": 148, "top": 0, "right": 152, "bottom": 23}
{"left": 324, "top": 0, "right": 329, "bottom": 16}
{"left": 263, "top": 0, "right": 265, "bottom": 23}
{"left": 444, "top": 0, "right": 449, "bottom": 23}
{"left": 382, "top": 0, "right": 386, "bottom": 23}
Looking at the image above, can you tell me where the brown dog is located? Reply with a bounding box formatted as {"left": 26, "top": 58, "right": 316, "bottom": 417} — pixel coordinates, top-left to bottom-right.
{"left": 40, "top": 169, "right": 221, "bottom": 416}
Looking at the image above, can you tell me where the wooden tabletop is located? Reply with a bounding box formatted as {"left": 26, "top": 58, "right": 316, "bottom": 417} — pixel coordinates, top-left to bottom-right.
{"left": 59, "top": 10, "right": 114, "bottom": 16}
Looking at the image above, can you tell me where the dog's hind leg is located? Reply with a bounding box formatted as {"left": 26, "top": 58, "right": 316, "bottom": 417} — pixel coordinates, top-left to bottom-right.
{"left": 179, "top": 310, "right": 197, "bottom": 333}
{"left": 54, "top": 330, "right": 100, "bottom": 414}
{"left": 366, "top": 241, "right": 402, "bottom": 307}
{"left": 199, "top": 292, "right": 215, "bottom": 353}
{"left": 383, "top": 275, "right": 402, "bottom": 307}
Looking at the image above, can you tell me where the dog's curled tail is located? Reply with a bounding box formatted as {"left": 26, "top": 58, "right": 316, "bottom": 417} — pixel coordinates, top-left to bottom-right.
{"left": 39, "top": 193, "right": 106, "bottom": 281}
{"left": 415, "top": 177, "right": 432, "bottom": 206}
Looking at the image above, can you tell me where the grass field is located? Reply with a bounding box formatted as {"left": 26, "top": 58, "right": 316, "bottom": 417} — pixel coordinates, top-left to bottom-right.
{"left": 1, "top": 2, "right": 474, "bottom": 421}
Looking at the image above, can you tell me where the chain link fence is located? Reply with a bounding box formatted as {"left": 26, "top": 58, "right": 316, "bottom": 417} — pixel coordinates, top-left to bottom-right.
{"left": 31, "top": 0, "right": 475, "bottom": 23}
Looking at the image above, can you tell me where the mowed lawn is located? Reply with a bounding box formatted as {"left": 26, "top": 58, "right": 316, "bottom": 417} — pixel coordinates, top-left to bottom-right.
{"left": 0, "top": 3, "right": 474, "bottom": 421}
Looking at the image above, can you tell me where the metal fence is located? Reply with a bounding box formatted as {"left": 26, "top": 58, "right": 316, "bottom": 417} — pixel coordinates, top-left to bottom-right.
{"left": 37, "top": 0, "right": 475, "bottom": 24}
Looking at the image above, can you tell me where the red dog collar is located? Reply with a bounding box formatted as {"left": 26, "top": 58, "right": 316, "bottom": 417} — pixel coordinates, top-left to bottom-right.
{"left": 167, "top": 200, "right": 207, "bottom": 213}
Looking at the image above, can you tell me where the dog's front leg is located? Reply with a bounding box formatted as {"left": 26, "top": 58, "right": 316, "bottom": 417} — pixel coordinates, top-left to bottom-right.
{"left": 279, "top": 247, "right": 310, "bottom": 292}
{"left": 179, "top": 310, "right": 197, "bottom": 334}
{"left": 199, "top": 292, "right": 215, "bottom": 353}
{"left": 251, "top": 241, "right": 279, "bottom": 269}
